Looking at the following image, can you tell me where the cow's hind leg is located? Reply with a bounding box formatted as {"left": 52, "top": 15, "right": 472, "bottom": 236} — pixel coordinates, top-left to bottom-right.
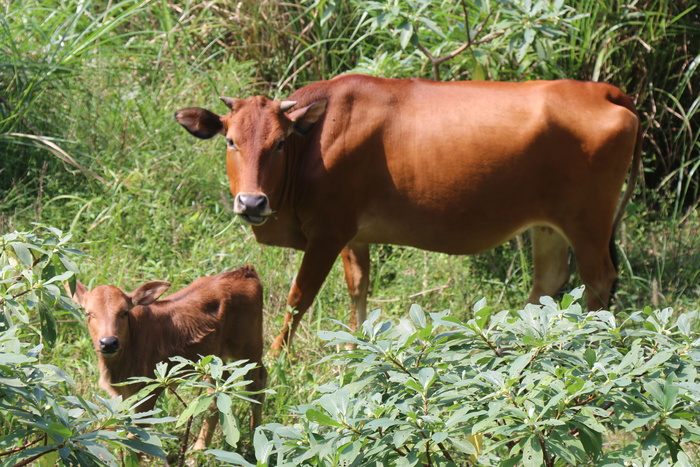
{"left": 341, "top": 243, "right": 370, "bottom": 331}
{"left": 528, "top": 226, "right": 571, "bottom": 304}
{"left": 568, "top": 230, "right": 617, "bottom": 310}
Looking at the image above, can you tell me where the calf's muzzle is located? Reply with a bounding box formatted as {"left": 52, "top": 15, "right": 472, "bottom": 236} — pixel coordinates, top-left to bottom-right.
{"left": 99, "top": 336, "right": 119, "bottom": 355}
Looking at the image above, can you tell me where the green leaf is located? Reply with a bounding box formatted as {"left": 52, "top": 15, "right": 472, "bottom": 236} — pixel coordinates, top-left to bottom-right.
{"left": 522, "top": 436, "right": 544, "bottom": 466}
{"left": 47, "top": 422, "right": 72, "bottom": 439}
{"left": 393, "top": 429, "right": 413, "bottom": 448}
{"left": 676, "top": 313, "right": 692, "bottom": 336}
{"left": 220, "top": 408, "right": 240, "bottom": 447}
{"left": 472, "top": 63, "right": 486, "bottom": 81}
{"left": 418, "top": 17, "right": 444, "bottom": 37}
{"left": 38, "top": 300, "right": 57, "bottom": 349}
{"left": 572, "top": 421, "right": 603, "bottom": 458}
{"left": 625, "top": 413, "right": 658, "bottom": 431}
{"left": 473, "top": 297, "right": 488, "bottom": 314}
{"left": 217, "top": 392, "right": 232, "bottom": 414}
{"left": 452, "top": 437, "right": 477, "bottom": 454}
{"left": 305, "top": 409, "right": 343, "bottom": 427}
{"left": 644, "top": 381, "right": 666, "bottom": 407}
{"left": 82, "top": 442, "right": 117, "bottom": 466}
{"left": 11, "top": 243, "right": 34, "bottom": 267}
{"left": 118, "top": 436, "right": 166, "bottom": 459}
{"left": 397, "top": 19, "right": 413, "bottom": 50}
{"left": 177, "top": 394, "right": 214, "bottom": 427}
{"left": 509, "top": 351, "right": 536, "bottom": 379}
{"left": 417, "top": 367, "right": 435, "bottom": 392}
{"left": 320, "top": 2, "right": 336, "bottom": 26}
{"left": 57, "top": 252, "right": 79, "bottom": 273}
{"left": 253, "top": 428, "right": 274, "bottom": 463}
{"left": 409, "top": 304, "right": 426, "bottom": 328}
{"left": 662, "top": 373, "right": 679, "bottom": 412}
{"left": 206, "top": 449, "right": 254, "bottom": 467}
{"left": 364, "top": 418, "right": 403, "bottom": 430}
{"left": 475, "top": 302, "right": 491, "bottom": 329}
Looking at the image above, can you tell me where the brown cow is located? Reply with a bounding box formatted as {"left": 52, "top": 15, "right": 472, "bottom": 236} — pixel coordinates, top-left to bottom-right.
{"left": 175, "top": 74, "right": 642, "bottom": 352}
{"left": 68, "top": 266, "right": 266, "bottom": 449}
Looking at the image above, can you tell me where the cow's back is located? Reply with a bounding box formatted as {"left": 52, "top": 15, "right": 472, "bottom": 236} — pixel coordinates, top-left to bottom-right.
{"left": 145, "top": 267, "right": 263, "bottom": 365}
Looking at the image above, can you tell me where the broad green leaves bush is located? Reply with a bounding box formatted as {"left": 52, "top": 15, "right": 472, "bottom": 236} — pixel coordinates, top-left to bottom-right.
{"left": 217, "top": 289, "right": 700, "bottom": 466}
{"left": 127, "top": 355, "right": 271, "bottom": 454}
{"left": 0, "top": 225, "right": 173, "bottom": 465}
{"left": 0, "top": 226, "right": 272, "bottom": 465}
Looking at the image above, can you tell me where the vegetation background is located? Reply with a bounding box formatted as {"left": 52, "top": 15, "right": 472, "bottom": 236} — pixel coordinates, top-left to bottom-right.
{"left": 1, "top": 0, "right": 699, "bottom": 464}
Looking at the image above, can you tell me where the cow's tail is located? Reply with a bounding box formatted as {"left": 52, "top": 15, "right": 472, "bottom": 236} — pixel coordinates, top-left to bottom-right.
{"left": 609, "top": 94, "right": 644, "bottom": 275}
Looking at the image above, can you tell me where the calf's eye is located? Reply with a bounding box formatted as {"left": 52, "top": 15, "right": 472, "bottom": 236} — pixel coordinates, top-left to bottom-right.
{"left": 276, "top": 140, "right": 285, "bottom": 151}
{"left": 226, "top": 138, "right": 237, "bottom": 149}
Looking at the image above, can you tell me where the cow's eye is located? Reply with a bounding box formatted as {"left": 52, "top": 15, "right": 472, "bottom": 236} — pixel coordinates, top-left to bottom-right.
{"left": 119, "top": 311, "right": 129, "bottom": 318}
{"left": 226, "top": 138, "right": 237, "bottom": 149}
{"left": 276, "top": 139, "right": 285, "bottom": 151}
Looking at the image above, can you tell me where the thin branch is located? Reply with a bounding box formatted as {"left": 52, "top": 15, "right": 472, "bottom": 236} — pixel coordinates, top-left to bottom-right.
{"left": 437, "top": 441, "right": 456, "bottom": 463}
{"left": 537, "top": 433, "right": 554, "bottom": 467}
{"left": 0, "top": 435, "right": 47, "bottom": 458}
{"left": 10, "top": 447, "right": 59, "bottom": 467}
{"left": 414, "top": 7, "right": 504, "bottom": 81}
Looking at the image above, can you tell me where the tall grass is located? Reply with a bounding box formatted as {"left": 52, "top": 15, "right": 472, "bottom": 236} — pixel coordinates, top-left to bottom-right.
{"left": 1, "top": 0, "right": 699, "bottom": 462}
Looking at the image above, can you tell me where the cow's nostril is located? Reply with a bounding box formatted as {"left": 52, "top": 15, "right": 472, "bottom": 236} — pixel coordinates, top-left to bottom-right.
{"left": 99, "top": 337, "right": 119, "bottom": 354}
{"left": 236, "top": 193, "right": 269, "bottom": 214}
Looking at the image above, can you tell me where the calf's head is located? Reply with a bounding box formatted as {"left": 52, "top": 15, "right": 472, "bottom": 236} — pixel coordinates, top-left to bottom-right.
{"left": 68, "top": 281, "right": 171, "bottom": 357}
{"left": 175, "top": 96, "right": 327, "bottom": 225}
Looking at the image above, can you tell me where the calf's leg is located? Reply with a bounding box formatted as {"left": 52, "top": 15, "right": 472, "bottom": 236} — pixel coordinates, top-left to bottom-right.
{"left": 248, "top": 364, "right": 268, "bottom": 429}
{"left": 192, "top": 378, "right": 218, "bottom": 450}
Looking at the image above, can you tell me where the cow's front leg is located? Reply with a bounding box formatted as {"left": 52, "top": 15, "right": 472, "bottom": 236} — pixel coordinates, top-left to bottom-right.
{"left": 271, "top": 240, "right": 346, "bottom": 352}
{"left": 340, "top": 243, "right": 370, "bottom": 331}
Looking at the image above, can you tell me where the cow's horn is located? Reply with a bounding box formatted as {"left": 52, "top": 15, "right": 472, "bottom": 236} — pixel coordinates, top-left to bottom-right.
{"left": 280, "top": 100, "right": 297, "bottom": 112}
{"left": 220, "top": 96, "right": 237, "bottom": 110}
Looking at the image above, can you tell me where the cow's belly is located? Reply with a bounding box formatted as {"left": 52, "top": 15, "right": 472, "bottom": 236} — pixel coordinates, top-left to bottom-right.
{"left": 353, "top": 206, "right": 539, "bottom": 255}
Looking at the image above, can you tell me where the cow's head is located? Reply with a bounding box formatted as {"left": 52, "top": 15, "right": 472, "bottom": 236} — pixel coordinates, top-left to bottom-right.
{"left": 175, "top": 96, "right": 327, "bottom": 225}
{"left": 67, "top": 281, "right": 170, "bottom": 357}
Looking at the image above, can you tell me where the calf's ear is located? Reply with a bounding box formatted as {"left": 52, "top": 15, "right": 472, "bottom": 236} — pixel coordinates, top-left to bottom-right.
{"left": 175, "top": 108, "right": 223, "bottom": 139}
{"left": 64, "top": 280, "right": 89, "bottom": 307}
{"left": 287, "top": 99, "right": 328, "bottom": 135}
{"left": 130, "top": 281, "right": 171, "bottom": 306}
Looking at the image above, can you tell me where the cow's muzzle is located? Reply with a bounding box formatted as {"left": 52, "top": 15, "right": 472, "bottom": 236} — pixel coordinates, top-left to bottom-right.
{"left": 234, "top": 193, "right": 271, "bottom": 226}
{"left": 99, "top": 336, "right": 119, "bottom": 355}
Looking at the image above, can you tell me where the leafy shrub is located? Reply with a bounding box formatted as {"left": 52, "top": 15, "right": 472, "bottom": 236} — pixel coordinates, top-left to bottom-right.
{"left": 126, "top": 355, "right": 271, "bottom": 466}
{"left": 0, "top": 225, "right": 173, "bottom": 465}
{"left": 213, "top": 288, "right": 700, "bottom": 466}
{"left": 0, "top": 225, "right": 272, "bottom": 466}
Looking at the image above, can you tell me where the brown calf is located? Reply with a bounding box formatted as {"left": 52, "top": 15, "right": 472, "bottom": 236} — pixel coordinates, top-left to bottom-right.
{"left": 68, "top": 266, "right": 266, "bottom": 449}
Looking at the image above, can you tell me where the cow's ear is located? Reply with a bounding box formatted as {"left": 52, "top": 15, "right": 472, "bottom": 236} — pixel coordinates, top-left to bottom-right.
{"left": 65, "top": 280, "right": 89, "bottom": 307}
{"left": 130, "top": 281, "right": 171, "bottom": 306}
{"left": 175, "top": 108, "right": 223, "bottom": 139}
{"left": 287, "top": 99, "right": 327, "bottom": 135}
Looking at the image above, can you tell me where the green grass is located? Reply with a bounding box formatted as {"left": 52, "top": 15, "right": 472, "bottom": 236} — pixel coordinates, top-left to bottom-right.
{"left": 1, "top": 0, "right": 699, "bottom": 463}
